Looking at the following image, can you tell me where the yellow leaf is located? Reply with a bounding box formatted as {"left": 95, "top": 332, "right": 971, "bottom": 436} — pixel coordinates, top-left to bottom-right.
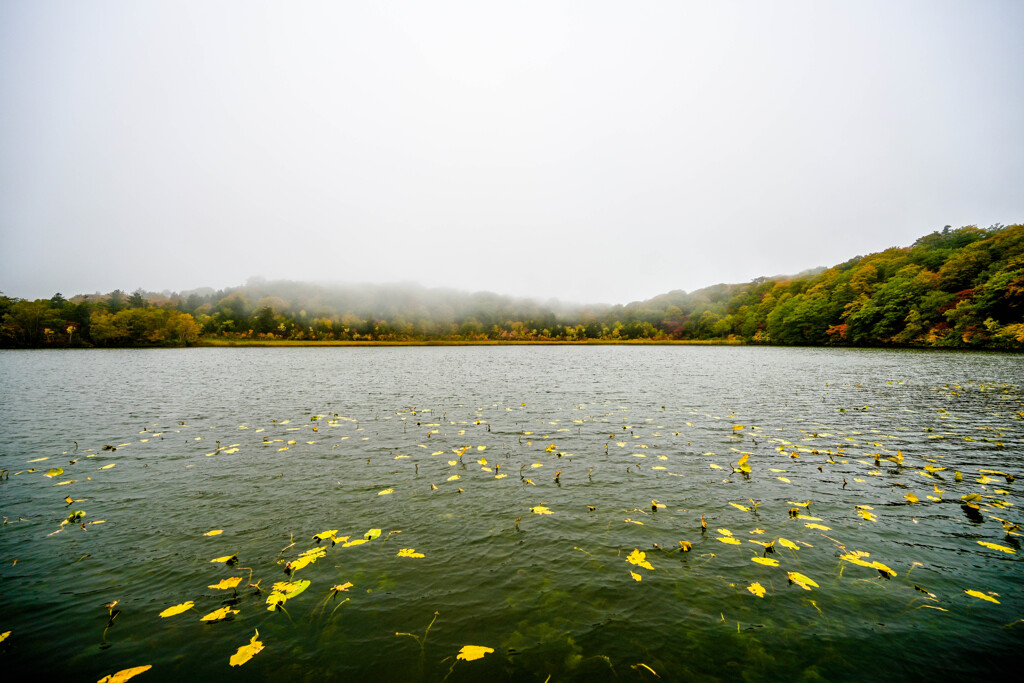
{"left": 788, "top": 500, "right": 811, "bottom": 507}
{"left": 378, "top": 488, "right": 394, "bottom": 495}
{"left": 447, "top": 475, "right": 461, "bottom": 481}
{"left": 203, "top": 530, "right": 223, "bottom": 537}
{"left": 44, "top": 467, "right": 64, "bottom": 478}
{"left": 208, "top": 576, "right": 242, "bottom": 590}
{"left": 229, "top": 630, "right": 264, "bottom": 666}
{"left": 200, "top": 606, "right": 239, "bottom": 622}
{"left": 159, "top": 601, "right": 194, "bottom": 617}
{"left": 794, "top": 514, "right": 822, "bottom": 521}
{"left": 266, "top": 580, "right": 310, "bottom": 610}
{"left": 456, "top": 645, "right": 494, "bottom": 661}
{"left": 804, "top": 523, "right": 831, "bottom": 531}
{"left": 0, "top": 631, "right": 9, "bottom": 643}
{"left": 210, "top": 554, "right": 237, "bottom": 564}
{"left": 857, "top": 509, "right": 878, "bottom": 522}
{"left": 872, "top": 561, "right": 897, "bottom": 577}
{"left": 397, "top": 548, "right": 425, "bottom": 558}
{"left": 777, "top": 476, "right": 791, "bottom": 483}
{"left": 718, "top": 537, "right": 742, "bottom": 545}
{"left": 788, "top": 572, "right": 818, "bottom": 590}
{"left": 752, "top": 557, "right": 779, "bottom": 567}
{"left": 312, "top": 529, "right": 338, "bottom": 541}
{"left": 342, "top": 538, "right": 368, "bottom": 547}
{"left": 905, "top": 492, "right": 919, "bottom": 503}
{"left": 629, "top": 570, "right": 642, "bottom": 581}
{"left": 531, "top": 505, "right": 553, "bottom": 515}
{"left": 747, "top": 582, "right": 766, "bottom": 598}
{"left": 778, "top": 538, "right": 800, "bottom": 551}
{"left": 729, "top": 502, "right": 750, "bottom": 511}
{"left": 100, "top": 463, "right": 115, "bottom": 470}
{"left": 679, "top": 541, "right": 692, "bottom": 551}
{"left": 97, "top": 665, "right": 153, "bottom": 683}
{"left": 717, "top": 528, "right": 733, "bottom": 536}
{"left": 626, "top": 549, "right": 654, "bottom": 570}
{"left": 964, "top": 589, "right": 1000, "bottom": 604}
{"left": 331, "top": 582, "right": 354, "bottom": 592}
{"left": 978, "top": 541, "right": 1016, "bottom": 554}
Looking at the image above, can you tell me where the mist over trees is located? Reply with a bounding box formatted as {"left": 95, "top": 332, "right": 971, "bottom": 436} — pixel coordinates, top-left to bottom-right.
{"left": 2, "top": 224, "right": 1022, "bottom": 349}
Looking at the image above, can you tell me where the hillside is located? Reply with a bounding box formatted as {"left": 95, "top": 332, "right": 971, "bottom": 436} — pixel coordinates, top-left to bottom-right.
{"left": 2, "top": 224, "right": 1022, "bottom": 348}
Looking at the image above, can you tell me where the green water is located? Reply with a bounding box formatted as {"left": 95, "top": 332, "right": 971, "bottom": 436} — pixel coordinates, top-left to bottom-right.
{"left": 0, "top": 347, "right": 1021, "bottom": 681}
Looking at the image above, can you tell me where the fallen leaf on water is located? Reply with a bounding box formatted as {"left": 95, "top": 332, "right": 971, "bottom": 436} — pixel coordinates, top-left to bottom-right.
{"left": 44, "top": 467, "right": 64, "bottom": 478}
{"left": 777, "top": 477, "right": 791, "bottom": 483}
{"left": 788, "top": 572, "right": 818, "bottom": 590}
{"left": 805, "top": 523, "right": 831, "bottom": 531}
{"left": 208, "top": 577, "right": 242, "bottom": 590}
{"left": 629, "top": 571, "right": 642, "bottom": 582}
{"left": 97, "top": 665, "right": 152, "bottom": 683}
{"left": 210, "top": 554, "right": 237, "bottom": 564}
{"left": 229, "top": 630, "right": 264, "bottom": 666}
{"left": 159, "top": 601, "right": 194, "bottom": 618}
{"left": 378, "top": 488, "right": 394, "bottom": 495}
{"left": 365, "top": 528, "right": 382, "bottom": 540}
{"left": 729, "top": 502, "right": 750, "bottom": 511}
{"left": 964, "top": 589, "right": 1000, "bottom": 604}
{"left": 331, "top": 582, "right": 354, "bottom": 592}
{"left": 778, "top": 538, "right": 800, "bottom": 551}
{"left": 747, "top": 582, "right": 766, "bottom": 598}
{"left": 99, "top": 464, "right": 115, "bottom": 470}
{"left": 266, "top": 580, "right": 310, "bottom": 610}
{"left": 342, "top": 538, "right": 368, "bottom": 547}
{"left": 200, "top": 606, "right": 239, "bottom": 622}
{"left": 531, "top": 506, "right": 553, "bottom": 515}
{"left": 718, "top": 537, "right": 742, "bottom": 545}
{"left": 978, "top": 541, "right": 1016, "bottom": 554}
{"left": 456, "top": 645, "right": 494, "bottom": 661}
{"left": 397, "top": 548, "right": 425, "bottom": 558}
{"left": 905, "top": 492, "right": 919, "bottom": 503}
{"left": 752, "top": 557, "right": 779, "bottom": 567}
{"left": 626, "top": 549, "right": 654, "bottom": 570}
{"left": 312, "top": 529, "right": 338, "bottom": 542}
{"left": 203, "top": 530, "right": 223, "bottom": 537}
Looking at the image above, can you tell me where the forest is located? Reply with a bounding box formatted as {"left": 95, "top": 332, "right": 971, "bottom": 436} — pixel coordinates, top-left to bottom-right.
{"left": 2, "top": 224, "right": 1022, "bottom": 349}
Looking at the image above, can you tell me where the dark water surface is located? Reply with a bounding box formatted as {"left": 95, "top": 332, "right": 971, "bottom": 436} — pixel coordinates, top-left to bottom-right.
{"left": 1, "top": 346, "right": 1021, "bottom": 681}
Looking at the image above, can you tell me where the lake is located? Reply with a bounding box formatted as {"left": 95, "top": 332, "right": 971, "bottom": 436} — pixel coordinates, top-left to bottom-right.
{"left": 0, "top": 346, "right": 1021, "bottom": 681}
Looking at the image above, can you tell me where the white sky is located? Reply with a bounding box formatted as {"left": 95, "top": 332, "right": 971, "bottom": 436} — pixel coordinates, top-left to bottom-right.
{"left": 2, "top": 0, "right": 1022, "bottom": 305}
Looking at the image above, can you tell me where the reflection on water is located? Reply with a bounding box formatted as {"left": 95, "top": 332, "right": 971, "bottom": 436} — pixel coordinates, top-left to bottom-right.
{"left": 0, "top": 346, "right": 1021, "bottom": 681}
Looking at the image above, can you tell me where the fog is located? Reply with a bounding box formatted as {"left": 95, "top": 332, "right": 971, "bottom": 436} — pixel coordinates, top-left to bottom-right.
{"left": 2, "top": 1, "right": 1022, "bottom": 304}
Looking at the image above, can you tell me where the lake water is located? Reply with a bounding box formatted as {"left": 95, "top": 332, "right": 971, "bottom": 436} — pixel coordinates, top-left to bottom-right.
{"left": 0, "top": 346, "right": 1021, "bottom": 681}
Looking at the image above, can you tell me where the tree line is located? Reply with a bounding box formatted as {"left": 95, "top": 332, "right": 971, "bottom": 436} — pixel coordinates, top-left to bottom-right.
{"left": 2, "top": 224, "right": 1021, "bottom": 349}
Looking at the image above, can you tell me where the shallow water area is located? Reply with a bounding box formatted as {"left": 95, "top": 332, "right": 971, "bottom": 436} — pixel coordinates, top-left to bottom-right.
{"left": 1, "top": 346, "right": 1022, "bottom": 681}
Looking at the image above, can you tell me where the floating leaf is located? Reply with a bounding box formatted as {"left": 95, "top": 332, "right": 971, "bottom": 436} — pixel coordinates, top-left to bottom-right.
{"left": 229, "top": 630, "right": 264, "bottom": 666}
{"left": 718, "top": 536, "right": 742, "bottom": 545}
{"left": 804, "top": 523, "right": 831, "bottom": 531}
{"left": 397, "top": 548, "right": 425, "bottom": 558}
{"left": 964, "top": 589, "right": 1000, "bottom": 604}
{"left": 752, "top": 557, "right": 779, "bottom": 567}
{"left": 530, "top": 506, "right": 553, "bottom": 515}
{"left": 378, "top": 488, "right": 394, "bottom": 495}
{"left": 365, "top": 528, "right": 382, "bottom": 540}
{"left": 777, "top": 476, "right": 791, "bottom": 483}
{"left": 457, "top": 645, "right": 494, "bottom": 662}
{"left": 208, "top": 576, "right": 242, "bottom": 590}
{"left": 159, "top": 601, "right": 194, "bottom": 617}
{"left": 44, "top": 467, "right": 64, "bottom": 478}
{"left": 747, "top": 582, "right": 766, "bottom": 598}
{"left": 977, "top": 541, "right": 1015, "bottom": 554}
{"left": 312, "top": 529, "right": 338, "bottom": 542}
{"left": 99, "top": 463, "right": 116, "bottom": 470}
{"left": 342, "top": 538, "right": 368, "bottom": 547}
{"left": 857, "top": 509, "right": 878, "bottom": 522}
{"left": 203, "top": 530, "right": 223, "bottom": 537}
{"left": 97, "top": 665, "right": 153, "bottom": 683}
{"left": 778, "top": 538, "right": 800, "bottom": 551}
{"left": 679, "top": 541, "right": 692, "bottom": 551}
{"left": 788, "top": 572, "right": 818, "bottom": 590}
{"left": 626, "top": 549, "right": 654, "bottom": 570}
{"left": 629, "top": 570, "right": 642, "bottom": 582}
{"left": 267, "top": 580, "right": 310, "bottom": 610}
{"left": 210, "top": 554, "right": 237, "bottom": 564}
{"left": 729, "top": 502, "right": 750, "bottom": 512}
{"left": 200, "top": 606, "right": 239, "bottom": 622}
{"left": 331, "top": 582, "right": 354, "bottom": 592}
{"left": 905, "top": 492, "right": 919, "bottom": 503}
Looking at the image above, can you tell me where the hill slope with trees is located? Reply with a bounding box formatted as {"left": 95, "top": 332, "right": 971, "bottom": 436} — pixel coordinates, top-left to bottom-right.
{"left": 2, "top": 224, "right": 1022, "bottom": 349}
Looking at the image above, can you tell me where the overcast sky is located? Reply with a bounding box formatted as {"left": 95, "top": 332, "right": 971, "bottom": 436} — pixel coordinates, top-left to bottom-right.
{"left": 2, "top": 1, "right": 1022, "bottom": 305}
